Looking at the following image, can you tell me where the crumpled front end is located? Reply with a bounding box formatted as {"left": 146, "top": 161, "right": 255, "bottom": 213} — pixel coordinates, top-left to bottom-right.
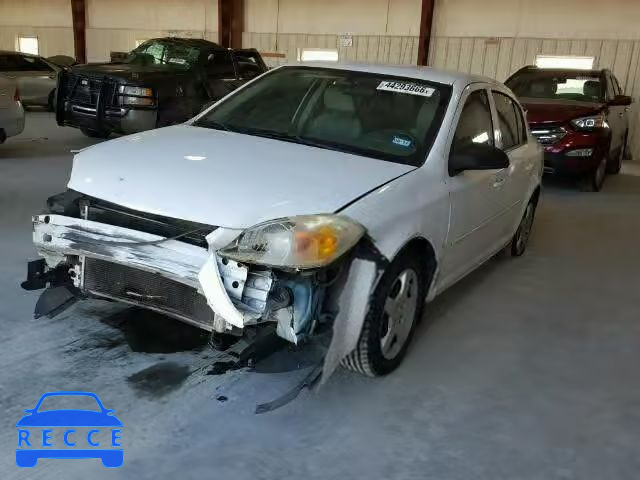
{"left": 24, "top": 192, "right": 382, "bottom": 381}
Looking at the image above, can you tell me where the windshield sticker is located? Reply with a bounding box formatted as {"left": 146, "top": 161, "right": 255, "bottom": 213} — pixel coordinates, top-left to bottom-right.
{"left": 377, "top": 81, "right": 435, "bottom": 97}
{"left": 392, "top": 135, "right": 413, "bottom": 148}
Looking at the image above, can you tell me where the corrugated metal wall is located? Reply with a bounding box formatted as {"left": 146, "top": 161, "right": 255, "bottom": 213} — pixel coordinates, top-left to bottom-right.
{"left": 0, "top": 27, "right": 74, "bottom": 57}
{"left": 428, "top": 36, "right": 640, "bottom": 160}
{"left": 242, "top": 32, "right": 420, "bottom": 66}
{"left": 244, "top": 32, "right": 640, "bottom": 160}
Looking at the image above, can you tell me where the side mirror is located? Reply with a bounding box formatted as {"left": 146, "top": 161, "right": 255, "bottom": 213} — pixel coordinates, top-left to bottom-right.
{"left": 609, "top": 94, "right": 632, "bottom": 107}
{"left": 449, "top": 143, "right": 510, "bottom": 176}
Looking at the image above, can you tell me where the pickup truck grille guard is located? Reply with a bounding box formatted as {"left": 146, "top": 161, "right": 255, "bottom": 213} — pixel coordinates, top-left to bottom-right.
{"left": 58, "top": 72, "right": 121, "bottom": 128}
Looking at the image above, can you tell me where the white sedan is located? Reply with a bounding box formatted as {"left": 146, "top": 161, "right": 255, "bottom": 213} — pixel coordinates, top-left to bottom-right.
{"left": 0, "top": 75, "right": 25, "bottom": 143}
{"left": 24, "top": 63, "right": 542, "bottom": 380}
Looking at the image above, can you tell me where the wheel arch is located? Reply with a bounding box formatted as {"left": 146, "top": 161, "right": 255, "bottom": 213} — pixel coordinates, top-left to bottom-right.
{"left": 386, "top": 235, "right": 438, "bottom": 293}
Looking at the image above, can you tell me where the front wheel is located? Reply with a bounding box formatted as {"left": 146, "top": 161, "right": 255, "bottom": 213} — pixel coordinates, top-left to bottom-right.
{"left": 582, "top": 155, "right": 607, "bottom": 192}
{"left": 342, "top": 252, "right": 427, "bottom": 376}
{"left": 510, "top": 197, "right": 537, "bottom": 257}
{"left": 80, "top": 128, "right": 110, "bottom": 139}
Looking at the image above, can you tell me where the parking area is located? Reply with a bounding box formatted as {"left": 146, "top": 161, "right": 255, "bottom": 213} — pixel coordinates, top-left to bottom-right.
{"left": 1, "top": 112, "right": 639, "bottom": 478}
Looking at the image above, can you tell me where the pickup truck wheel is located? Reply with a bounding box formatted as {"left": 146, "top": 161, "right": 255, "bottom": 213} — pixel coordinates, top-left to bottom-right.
{"left": 510, "top": 199, "right": 537, "bottom": 257}
{"left": 80, "top": 128, "right": 110, "bottom": 139}
{"left": 342, "top": 252, "right": 427, "bottom": 376}
{"left": 47, "top": 90, "right": 56, "bottom": 112}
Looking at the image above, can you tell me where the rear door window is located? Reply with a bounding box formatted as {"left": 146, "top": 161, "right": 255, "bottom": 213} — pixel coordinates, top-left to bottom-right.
{"left": 0, "top": 54, "right": 52, "bottom": 72}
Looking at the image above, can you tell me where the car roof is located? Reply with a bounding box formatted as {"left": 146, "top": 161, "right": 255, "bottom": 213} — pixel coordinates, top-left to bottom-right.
{"left": 0, "top": 50, "right": 36, "bottom": 57}
{"left": 281, "top": 62, "right": 500, "bottom": 87}
{"left": 143, "top": 37, "right": 224, "bottom": 49}
{"left": 512, "top": 65, "right": 607, "bottom": 76}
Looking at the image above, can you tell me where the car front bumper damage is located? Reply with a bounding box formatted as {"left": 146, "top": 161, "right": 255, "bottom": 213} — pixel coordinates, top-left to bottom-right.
{"left": 26, "top": 214, "right": 380, "bottom": 382}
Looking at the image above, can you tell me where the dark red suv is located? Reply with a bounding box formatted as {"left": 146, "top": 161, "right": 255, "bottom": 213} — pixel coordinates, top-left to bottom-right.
{"left": 506, "top": 66, "right": 631, "bottom": 191}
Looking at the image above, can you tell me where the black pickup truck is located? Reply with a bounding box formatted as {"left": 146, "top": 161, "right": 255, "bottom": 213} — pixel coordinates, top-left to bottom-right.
{"left": 56, "top": 37, "right": 267, "bottom": 138}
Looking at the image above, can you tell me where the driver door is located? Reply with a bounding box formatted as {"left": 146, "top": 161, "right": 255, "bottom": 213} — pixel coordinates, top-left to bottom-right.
{"left": 440, "top": 86, "right": 509, "bottom": 286}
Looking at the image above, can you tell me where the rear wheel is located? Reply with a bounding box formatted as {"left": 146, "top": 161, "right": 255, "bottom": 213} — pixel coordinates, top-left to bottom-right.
{"left": 80, "top": 128, "right": 110, "bottom": 139}
{"left": 510, "top": 198, "right": 537, "bottom": 256}
{"left": 607, "top": 139, "right": 625, "bottom": 175}
{"left": 342, "top": 252, "right": 427, "bottom": 376}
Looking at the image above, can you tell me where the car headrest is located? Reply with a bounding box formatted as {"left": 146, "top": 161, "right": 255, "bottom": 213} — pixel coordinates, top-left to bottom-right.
{"left": 583, "top": 80, "right": 602, "bottom": 99}
{"left": 323, "top": 88, "right": 356, "bottom": 112}
{"left": 531, "top": 80, "right": 556, "bottom": 96}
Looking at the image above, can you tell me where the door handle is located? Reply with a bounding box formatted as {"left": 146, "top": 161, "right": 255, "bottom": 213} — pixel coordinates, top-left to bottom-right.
{"left": 619, "top": 112, "right": 625, "bottom": 117}
{"left": 493, "top": 176, "right": 506, "bottom": 188}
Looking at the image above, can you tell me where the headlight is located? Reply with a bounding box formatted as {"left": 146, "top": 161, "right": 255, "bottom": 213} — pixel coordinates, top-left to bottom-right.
{"left": 118, "top": 85, "right": 154, "bottom": 106}
{"left": 218, "top": 215, "right": 366, "bottom": 269}
{"left": 571, "top": 114, "right": 607, "bottom": 130}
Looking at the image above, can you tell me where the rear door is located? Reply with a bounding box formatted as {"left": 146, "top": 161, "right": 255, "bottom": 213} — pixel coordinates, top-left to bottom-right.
{"left": 489, "top": 89, "right": 533, "bottom": 235}
{"left": 604, "top": 71, "right": 624, "bottom": 157}
{"left": 0, "top": 76, "right": 14, "bottom": 109}
{"left": 609, "top": 72, "right": 629, "bottom": 155}
{"left": 442, "top": 85, "right": 509, "bottom": 284}
{"left": 0, "top": 54, "right": 56, "bottom": 105}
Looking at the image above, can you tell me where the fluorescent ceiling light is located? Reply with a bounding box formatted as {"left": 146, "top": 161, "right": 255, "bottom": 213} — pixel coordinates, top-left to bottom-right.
{"left": 299, "top": 48, "right": 339, "bottom": 62}
{"left": 535, "top": 55, "right": 595, "bottom": 70}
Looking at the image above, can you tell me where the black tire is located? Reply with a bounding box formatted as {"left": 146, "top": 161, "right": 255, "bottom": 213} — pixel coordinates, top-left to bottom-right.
{"left": 341, "top": 251, "right": 428, "bottom": 376}
{"left": 607, "top": 140, "right": 625, "bottom": 175}
{"left": 582, "top": 155, "right": 607, "bottom": 192}
{"left": 510, "top": 196, "right": 537, "bottom": 257}
{"left": 80, "top": 128, "right": 110, "bottom": 139}
{"left": 47, "top": 90, "right": 56, "bottom": 112}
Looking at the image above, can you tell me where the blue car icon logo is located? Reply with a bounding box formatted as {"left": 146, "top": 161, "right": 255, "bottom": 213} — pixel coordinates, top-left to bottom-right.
{"left": 16, "top": 391, "right": 123, "bottom": 468}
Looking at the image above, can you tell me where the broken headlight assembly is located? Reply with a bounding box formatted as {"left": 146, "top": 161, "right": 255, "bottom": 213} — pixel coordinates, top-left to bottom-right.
{"left": 218, "top": 215, "right": 365, "bottom": 269}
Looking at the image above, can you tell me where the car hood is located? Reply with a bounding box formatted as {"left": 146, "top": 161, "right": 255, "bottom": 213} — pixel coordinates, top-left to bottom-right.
{"left": 521, "top": 98, "right": 605, "bottom": 125}
{"left": 70, "top": 62, "right": 187, "bottom": 82}
{"left": 68, "top": 125, "right": 415, "bottom": 229}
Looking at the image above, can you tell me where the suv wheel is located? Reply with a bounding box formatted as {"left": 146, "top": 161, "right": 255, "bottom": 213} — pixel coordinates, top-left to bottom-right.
{"left": 342, "top": 252, "right": 427, "bottom": 376}
{"left": 583, "top": 155, "right": 607, "bottom": 192}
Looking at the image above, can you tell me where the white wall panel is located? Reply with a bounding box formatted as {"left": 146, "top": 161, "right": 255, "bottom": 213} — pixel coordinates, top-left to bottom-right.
{"left": 0, "top": 0, "right": 71, "bottom": 27}
{"left": 0, "top": 27, "right": 74, "bottom": 57}
{"left": 433, "top": 0, "right": 640, "bottom": 40}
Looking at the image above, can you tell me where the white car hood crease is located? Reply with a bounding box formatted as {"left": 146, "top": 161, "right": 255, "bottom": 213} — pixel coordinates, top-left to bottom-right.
{"left": 68, "top": 125, "right": 415, "bottom": 228}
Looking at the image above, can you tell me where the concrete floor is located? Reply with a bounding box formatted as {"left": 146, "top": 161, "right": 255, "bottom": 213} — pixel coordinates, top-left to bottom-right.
{"left": 2, "top": 112, "right": 640, "bottom": 479}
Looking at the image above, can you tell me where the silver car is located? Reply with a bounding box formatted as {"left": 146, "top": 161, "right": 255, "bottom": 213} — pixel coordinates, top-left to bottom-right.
{"left": 0, "top": 75, "right": 25, "bottom": 142}
{"left": 0, "top": 51, "right": 59, "bottom": 110}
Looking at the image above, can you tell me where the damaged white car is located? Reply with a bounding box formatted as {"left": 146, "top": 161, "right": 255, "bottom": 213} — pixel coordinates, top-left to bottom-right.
{"left": 23, "top": 64, "right": 542, "bottom": 382}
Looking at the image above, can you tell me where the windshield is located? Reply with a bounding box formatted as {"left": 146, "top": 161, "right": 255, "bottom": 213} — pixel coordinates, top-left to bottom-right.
{"left": 125, "top": 40, "right": 201, "bottom": 69}
{"left": 194, "top": 67, "right": 451, "bottom": 166}
{"left": 506, "top": 70, "right": 604, "bottom": 103}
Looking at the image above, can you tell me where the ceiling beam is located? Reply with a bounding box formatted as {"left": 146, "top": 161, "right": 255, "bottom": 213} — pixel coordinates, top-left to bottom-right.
{"left": 70, "top": 0, "right": 87, "bottom": 63}
{"left": 218, "top": 0, "right": 244, "bottom": 49}
{"left": 417, "top": 0, "right": 435, "bottom": 66}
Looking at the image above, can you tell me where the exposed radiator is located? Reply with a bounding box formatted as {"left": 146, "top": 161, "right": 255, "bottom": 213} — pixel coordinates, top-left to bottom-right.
{"left": 83, "top": 257, "right": 215, "bottom": 330}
